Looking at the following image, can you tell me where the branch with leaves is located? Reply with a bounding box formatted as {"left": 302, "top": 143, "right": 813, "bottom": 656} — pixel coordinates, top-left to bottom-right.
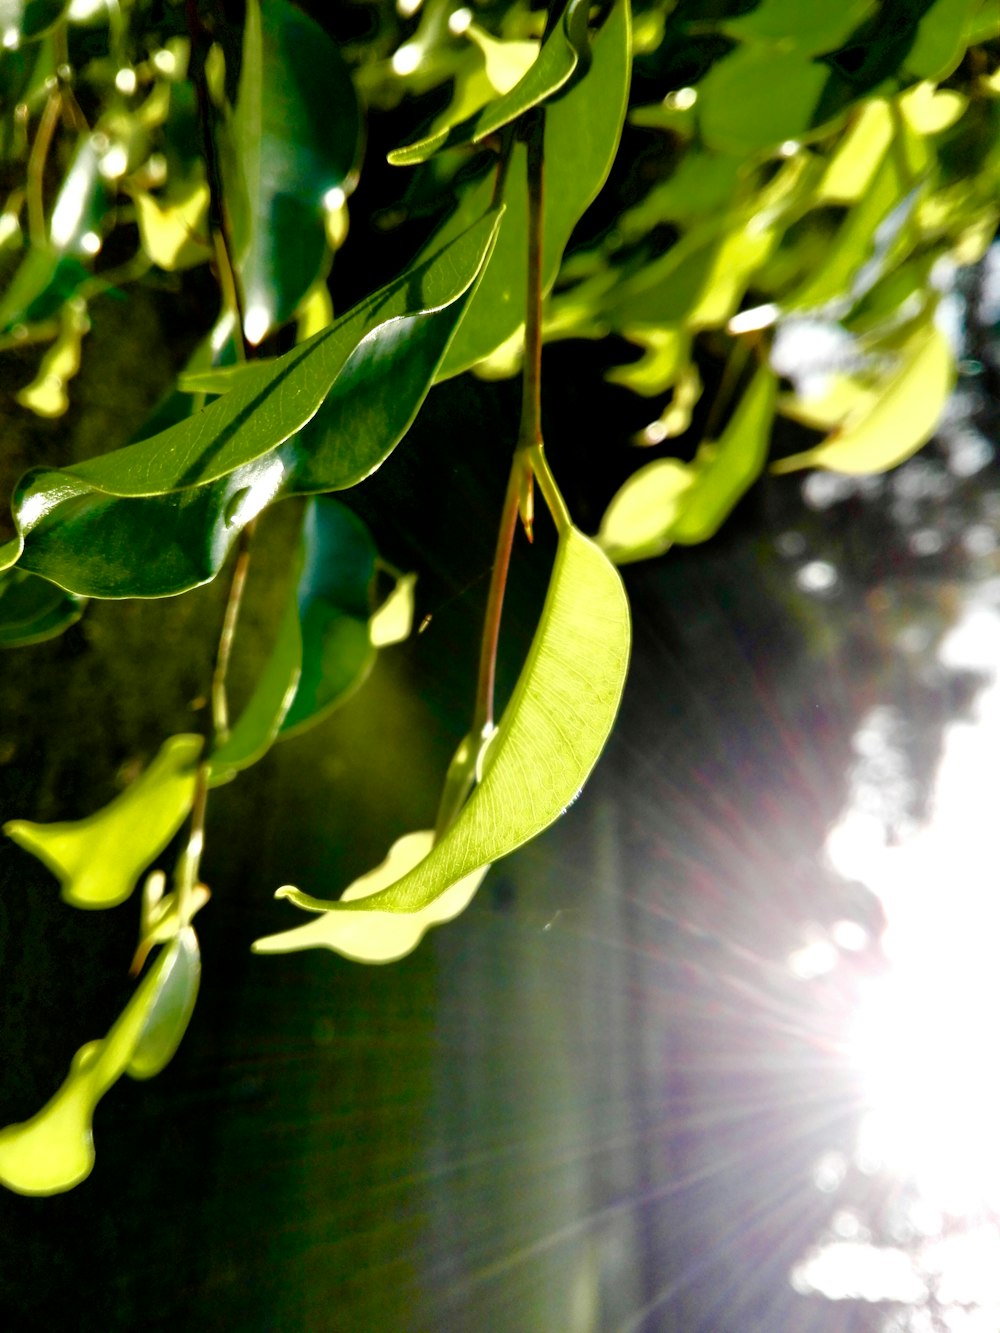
{"left": 0, "top": 0, "right": 998, "bottom": 1192}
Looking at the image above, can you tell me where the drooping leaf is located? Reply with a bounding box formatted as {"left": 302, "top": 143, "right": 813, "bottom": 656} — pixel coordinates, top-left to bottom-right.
{"left": 598, "top": 366, "right": 777, "bottom": 563}
{"left": 0, "top": 932, "right": 198, "bottom": 1196}
{"left": 209, "top": 498, "right": 378, "bottom": 783}
{"left": 0, "top": 212, "right": 500, "bottom": 596}
{"left": 773, "top": 318, "right": 954, "bottom": 474}
{"left": 269, "top": 524, "right": 630, "bottom": 929}
{"left": 0, "top": 568, "right": 85, "bottom": 646}
{"left": 4, "top": 734, "right": 203, "bottom": 908}
{"left": 232, "top": 0, "right": 361, "bottom": 342}
{"left": 430, "top": 0, "right": 630, "bottom": 378}
{"left": 388, "top": 0, "right": 589, "bottom": 165}
{"left": 127, "top": 929, "right": 200, "bottom": 1079}
{"left": 254, "top": 831, "right": 490, "bottom": 963}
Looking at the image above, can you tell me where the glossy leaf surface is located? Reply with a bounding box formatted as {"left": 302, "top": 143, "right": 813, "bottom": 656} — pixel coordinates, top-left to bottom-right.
{"left": 210, "top": 498, "right": 377, "bottom": 783}
{"left": 0, "top": 214, "right": 500, "bottom": 596}
{"left": 433, "top": 0, "right": 630, "bottom": 378}
{"left": 388, "top": 0, "right": 589, "bottom": 165}
{"left": 254, "top": 831, "right": 490, "bottom": 962}
{"left": 233, "top": 0, "right": 361, "bottom": 342}
{"left": 127, "top": 929, "right": 200, "bottom": 1079}
{"left": 0, "top": 934, "right": 197, "bottom": 1196}
{"left": 0, "top": 568, "right": 84, "bottom": 646}
{"left": 4, "top": 735, "right": 202, "bottom": 908}
{"left": 273, "top": 525, "right": 630, "bottom": 923}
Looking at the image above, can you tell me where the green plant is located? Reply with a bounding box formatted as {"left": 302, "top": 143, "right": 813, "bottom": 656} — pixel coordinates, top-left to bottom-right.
{"left": 0, "top": 0, "right": 997, "bottom": 1194}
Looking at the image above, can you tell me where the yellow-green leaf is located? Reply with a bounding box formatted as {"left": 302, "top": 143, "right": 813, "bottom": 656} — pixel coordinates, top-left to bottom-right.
{"left": 598, "top": 459, "right": 695, "bottom": 565}
{"left": 773, "top": 320, "right": 954, "bottom": 474}
{"left": 253, "top": 831, "right": 489, "bottom": 962}
{"left": 0, "top": 932, "right": 198, "bottom": 1196}
{"left": 264, "top": 525, "right": 630, "bottom": 934}
{"left": 4, "top": 734, "right": 202, "bottom": 908}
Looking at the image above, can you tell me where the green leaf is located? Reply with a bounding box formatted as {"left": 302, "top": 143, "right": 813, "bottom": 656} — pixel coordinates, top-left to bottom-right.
{"left": 697, "top": 46, "right": 831, "bottom": 156}
{"left": 388, "top": 0, "right": 589, "bottom": 166}
{"left": 209, "top": 498, "right": 377, "bottom": 783}
{"left": 722, "top": 0, "right": 877, "bottom": 56}
{"left": 264, "top": 524, "right": 630, "bottom": 931}
{"left": 0, "top": 568, "right": 85, "bottom": 646}
{"left": 0, "top": 212, "right": 500, "bottom": 596}
{"left": 127, "top": 929, "right": 200, "bottom": 1080}
{"left": 905, "top": 0, "right": 979, "bottom": 81}
{"left": 432, "top": 0, "right": 631, "bottom": 378}
{"left": 0, "top": 0, "right": 68, "bottom": 44}
{"left": 598, "top": 366, "right": 777, "bottom": 563}
{"left": 233, "top": 0, "right": 361, "bottom": 343}
{"left": 0, "top": 932, "right": 198, "bottom": 1196}
{"left": 773, "top": 317, "right": 954, "bottom": 474}
{"left": 4, "top": 734, "right": 203, "bottom": 908}
{"left": 254, "top": 830, "right": 491, "bottom": 962}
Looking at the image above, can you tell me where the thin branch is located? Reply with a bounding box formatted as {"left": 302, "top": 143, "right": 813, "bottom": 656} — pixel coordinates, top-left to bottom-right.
{"left": 26, "top": 93, "right": 61, "bottom": 247}
{"left": 471, "top": 461, "right": 523, "bottom": 738}
{"left": 211, "top": 517, "right": 256, "bottom": 743}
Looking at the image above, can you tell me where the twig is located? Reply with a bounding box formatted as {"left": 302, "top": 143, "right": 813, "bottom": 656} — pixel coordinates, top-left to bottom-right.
{"left": 26, "top": 93, "right": 61, "bottom": 247}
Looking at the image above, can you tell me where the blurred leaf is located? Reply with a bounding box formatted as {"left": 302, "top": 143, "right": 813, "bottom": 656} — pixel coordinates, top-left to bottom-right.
{"left": 233, "top": 0, "right": 361, "bottom": 343}
{"left": 434, "top": 0, "right": 630, "bottom": 377}
{"left": 4, "top": 734, "right": 203, "bottom": 908}
{"left": 697, "top": 46, "right": 831, "bottom": 156}
{"left": 0, "top": 248, "right": 88, "bottom": 334}
{"left": 905, "top": 0, "right": 978, "bottom": 81}
{"left": 598, "top": 458, "right": 695, "bottom": 564}
{"left": 254, "top": 831, "right": 490, "bottom": 963}
{"left": 389, "top": 0, "right": 588, "bottom": 165}
{"left": 773, "top": 318, "right": 954, "bottom": 473}
{"left": 0, "top": 932, "right": 197, "bottom": 1196}
{"left": 722, "top": 0, "right": 877, "bottom": 56}
{"left": 816, "top": 100, "right": 894, "bottom": 204}
{"left": 269, "top": 524, "right": 630, "bottom": 926}
{"left": 369, "top": 572, "right": 416, "bottom": 647}
{"left": 0, "top": 213, "right": 500, "bottom": 595}
{"left": 48, "top": 134, "right": 107, "bottom": 255}
{"left": 16, "top": 298, "right": 88, "bottom": 417}
{"left": 0, "top": 568, "right": 85, "bottom": 646}
{"left": 0, "top": 0, "right": 68, "bottom": 43}
{"left": 127, "top": 929, "right": 200, "bottom": 1080}
{"left": 131, "top": 179, "right": 211, "bottom": 271}
{"left": 606, "top": 328, "right": 690, "bottom": 396}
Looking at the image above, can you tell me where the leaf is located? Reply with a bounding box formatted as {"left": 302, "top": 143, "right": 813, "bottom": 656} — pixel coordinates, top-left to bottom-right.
{"left": 368, "top": 572, "right": 416, "bottom": 647}
{"left": 722, "top": 0, "right": 877, "bottom": 56}
{"left": 0, "top": 0, "right": 68, "bottom": 44}
{"left": 127, "top": 929, "right": 200, "bottom": 1079}
{"left": 233, "top": 0, "right": 361, "bottom": 342}
{"left": 270, "top": 524, "right": 630, "bottom": 929}
{"left": 598, "top": 460, "right": 695, "bottom": 565}
{"left": 432, "top": 0, "right": 631, "bottom": 378}
{"left": 16, "top": 298, "right": 89, "bottom": 418}
{"left": 210, "top": 499, "right": 385, "bottom": 783}
{"left": 0, "top": 932, "right": 198, "bottom": 1196}
{"left": 773, "top": 319, "right": 954, "bottom": 474}
{"left": 598, "top": 366, "right": 777, "bottom": 562}
{"left": 670, "top": 366, "right": 777, "bottom": 544}
{"left": 697, "top": 46, "right": 831, "bottom": 156}
{"left": 253, "top": 831, "right": 490, "bottom": 963}
{"left": 0, "top": 568, "right": 85, "bottom": 646}
{"left": 905, "top": 0, "right": 979, "bottom": 81}
{"left": 0, "top": 212, "right": 500, "bottom": 596}
{"left": 131, "top": 179, "right": 212, "bottom": 271}
{"left": 388, "top": 0, "right": 589, "bottom": 165}
{"left": 4, "top": 734, "right": 203, "bottom": 908}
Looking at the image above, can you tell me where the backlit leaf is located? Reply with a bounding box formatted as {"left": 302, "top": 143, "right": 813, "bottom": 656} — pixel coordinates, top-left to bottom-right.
{"left": 432, "top": 0, "right": 630, "bottom": 377}
{"left": 233, "top": 0, "right": 361, "bottom": 342}
{"left": 4, "top": 734, "right": 203, "bottom": 908}
{"left": 269, "top": 524, "right": 630, "bottom": 928}
{"left": 773, "top": 318, "right": 954, "bottom": 474}
{"left": 0, "top": 932, "right": 198, "bottom": 1196}
{"left": 0, "top": 568, "right": 85, "bottom": 646}
{"left": 253, "top": 831, "right": 490, "bottom": 962}
{"left": 597, "top": 459, "right": 695, "bottom": 565}
{"left": 388, "top": 0, "right": 588, "bottom": 165}
{"left": 0, "top": 213, "right": 500, "bottom": 595}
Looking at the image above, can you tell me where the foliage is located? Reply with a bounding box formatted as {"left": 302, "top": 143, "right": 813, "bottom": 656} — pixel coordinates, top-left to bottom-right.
{"left": 0, "top": 0, "right": 997, "bottom": 1193}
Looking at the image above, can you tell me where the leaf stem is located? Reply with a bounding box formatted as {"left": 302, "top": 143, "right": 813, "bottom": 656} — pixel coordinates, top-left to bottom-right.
{"left": 26, "top": 93, "right": 61, "bottom": 247}
{"left": 472, "top": 460, "right": 523, "bottom": 737}
{"left": 212, "top": 517, "right": 256, "bottom": 745}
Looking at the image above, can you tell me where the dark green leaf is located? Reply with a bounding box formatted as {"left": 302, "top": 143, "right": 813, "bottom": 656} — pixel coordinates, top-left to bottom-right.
{"left": 233, "top": 0, "right": 362, "bottom": 342}
{"left": 0, "top": 0, "right": 68, "bottom": 43}
{"left": 388, "top": 0, "right": 589, "bottom": 166}
{"left": 0, "top": 568, "right": 84, "bottom": 646}
{"left": 209, "top": 498, "right": 377, "bottom": 783}
{"left": 0, "top": 213, "right": 500, "bottom": 596}
{"left": 432, "top": 0, "right": 630, "bottom": 378}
